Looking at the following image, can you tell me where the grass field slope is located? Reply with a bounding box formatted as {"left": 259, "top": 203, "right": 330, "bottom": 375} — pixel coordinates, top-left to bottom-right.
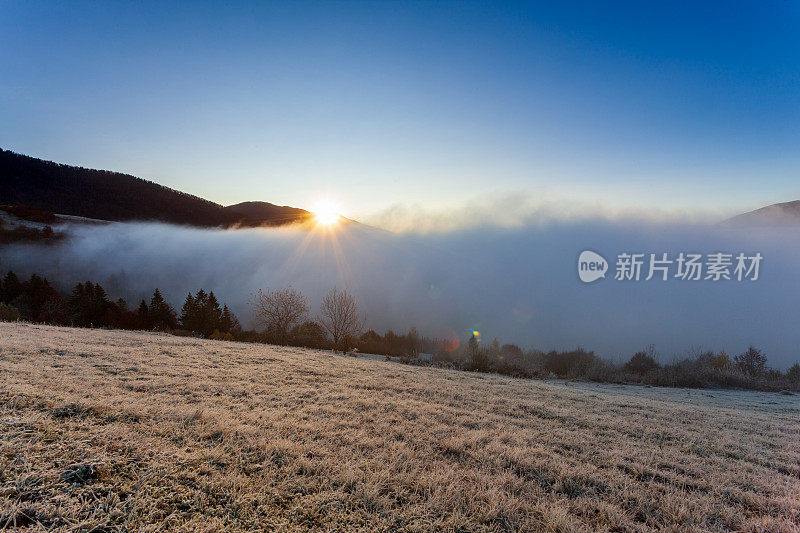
{"left": 0, "top": 323, "right": 798, "bottom": 531}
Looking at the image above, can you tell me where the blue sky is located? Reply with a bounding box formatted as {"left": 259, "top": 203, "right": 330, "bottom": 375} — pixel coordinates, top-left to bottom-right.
{"left": 1, "top": 1, "right": 798, "bottom": 219}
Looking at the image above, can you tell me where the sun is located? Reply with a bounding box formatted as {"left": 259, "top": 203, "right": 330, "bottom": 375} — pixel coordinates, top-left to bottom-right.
{"left": 312, "top": 199, "right": 341, "bottom": 227}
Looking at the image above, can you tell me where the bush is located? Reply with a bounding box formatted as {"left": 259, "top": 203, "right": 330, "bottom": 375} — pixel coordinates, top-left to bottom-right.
{"left": 583, "top": 358, "right": 619, "bottom": 383}
{"left": 289, "top": 320, "right": 329, "bottom": 349}
{"left": 492, "top": 359, "right": 534, "bottom": 378}
{"left": 545, "top": 349, "right": 596, "bottom": 377}
{"left": 788, "top": 363, "right": 800, "bottom": 383}
{"left": 624, "top": 351, "right": 660, "bottom": 376}
{"left": 711, "top": 351, "right": 732, "bottom": 370}
{"left": 464, "top": 334, "right": 490, "bottom": 371}
{"left": 735, "top": 346, "right": 767, "bottom": 376}
{"left": 0, "top": 302, "right": 20, "bottom": 322}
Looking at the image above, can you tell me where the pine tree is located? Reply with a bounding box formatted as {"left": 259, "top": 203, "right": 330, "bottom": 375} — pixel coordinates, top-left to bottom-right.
{"left": 227, "top": 305, "right": 241, "bottom": 333}
{"left": 1, "top": 271, "right": 22, "bottom": 303}
{"left": 89, "top": 282, "right": 111, "bottom": 325}
{"left": 137, "top": 299, "right": 149, "bottom": 328}
{"left": 203, "top": 291, "right": 222, "bottom": 335}
{"left": 220, "top": 304, "right": 241, "bottom": 334}
{"left": 67, "top": 282, "right": 88, "bottom": 326}
{"left": 67, "top": 281, "right": 111, "bottom": 327}
{"left": 179, "top": 293, "right": 197, "bottom": 331}
{"left": 148, "top": 288, "right": 177, "bottom": 331}
{"left": 219, "top": 304, "right": 232, "bottom": 333}
{"left": 194, "top": 289, "right": 208, "bottom": 309}
{"left": 22, "top": 275, "right": 64, "bottom": 325}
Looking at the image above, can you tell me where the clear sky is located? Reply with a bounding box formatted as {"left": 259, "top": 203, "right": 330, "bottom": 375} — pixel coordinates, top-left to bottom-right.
{"left": 1, "top": 1, "right": 798, "bottom": 219}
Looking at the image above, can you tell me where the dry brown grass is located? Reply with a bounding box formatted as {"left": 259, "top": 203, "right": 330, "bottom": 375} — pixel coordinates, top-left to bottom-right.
{"left": 0, "top": 323, "right": 798, "bottom": 532}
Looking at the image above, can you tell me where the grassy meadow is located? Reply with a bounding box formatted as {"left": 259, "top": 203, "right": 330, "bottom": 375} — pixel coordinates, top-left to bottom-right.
{"left": 0, "top": 323, "right": 798, "bottom": 531}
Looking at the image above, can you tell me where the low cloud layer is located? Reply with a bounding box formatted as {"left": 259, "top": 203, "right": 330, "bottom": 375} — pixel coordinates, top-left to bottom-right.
{"left": 360, "top": 192, "right": 729, "bottom": 234}
{"left": 3, "top": 214, "right": 799, "bottom": 368}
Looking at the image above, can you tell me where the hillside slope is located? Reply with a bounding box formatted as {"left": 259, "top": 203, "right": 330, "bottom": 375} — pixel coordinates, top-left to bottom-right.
{"left": 0, "top": 149, "right": 312, "bottom": 227}
{"left": 726, "top": 200, "right": 800, "bottom": 226}
{"left": 0, "top": 323, "right": 797, "bottom": 531}
{"left": 224, "top": 201, "right": 311, "bottom": 226}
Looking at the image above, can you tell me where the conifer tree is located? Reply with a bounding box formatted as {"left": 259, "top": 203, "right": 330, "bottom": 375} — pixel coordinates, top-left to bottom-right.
{"left": 1, "top": 271, "right": 21, "bottom": 303}
{"left": 203, "top": 291, "right": 222, "bottom": 335}
{"left": 67, "top": 281, "right": 111, "bottom": 327}
{"left": 220, "top": 304, "right": 241, "bottom": 334}
{"left": 179, "top": 293, "right": 197, "bottom": 331}
{"left": 148, "top": 288, "right": 177, "bottom": 331}
{"left": 137, "top": 299, "right": 149, "bottom": 328}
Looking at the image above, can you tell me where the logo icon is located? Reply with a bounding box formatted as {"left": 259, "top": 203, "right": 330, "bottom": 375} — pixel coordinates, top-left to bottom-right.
{"left": 578, "top": 250, "right": 608, "bottom": 283}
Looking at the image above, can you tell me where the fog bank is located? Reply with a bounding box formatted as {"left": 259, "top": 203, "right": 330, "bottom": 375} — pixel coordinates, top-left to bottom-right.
{"left": 3, "top": 217, "right": 799, "bottom": 368}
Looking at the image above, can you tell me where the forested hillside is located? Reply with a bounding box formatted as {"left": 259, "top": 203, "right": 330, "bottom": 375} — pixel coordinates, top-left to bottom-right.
{"left": 0, "top": 149, "right": 311, "bottom": 227}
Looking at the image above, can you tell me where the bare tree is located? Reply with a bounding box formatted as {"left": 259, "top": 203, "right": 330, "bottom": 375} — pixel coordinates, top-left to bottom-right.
{"left": 250, "top": 287, "right": 308, "bottom": 344}
{"left": 318, "top": 287, "right": 364, "bottom": 352}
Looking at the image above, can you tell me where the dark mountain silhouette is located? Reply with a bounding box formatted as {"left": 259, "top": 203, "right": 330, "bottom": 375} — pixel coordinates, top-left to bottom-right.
{"left": 0, "top": 149, "right": 312, "bottom": 227}
{"left": 224, "top": 201, "right": 311, "bottom": 226}
{"left": 726, "top": 200, "right": 800, "bottom": 227}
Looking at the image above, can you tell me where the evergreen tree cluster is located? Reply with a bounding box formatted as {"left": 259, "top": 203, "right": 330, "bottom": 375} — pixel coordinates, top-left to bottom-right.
{"left": 67, "top": 281, "right": 115, "bottom": 327}
{"left": 0, "top": 269, "right": 239, "bottom": 336}
{"left": 179, "top": 289, "right": 241, "bottom": 336}
{"left": 1, "top": 271, "right": 65, "bottom": 324}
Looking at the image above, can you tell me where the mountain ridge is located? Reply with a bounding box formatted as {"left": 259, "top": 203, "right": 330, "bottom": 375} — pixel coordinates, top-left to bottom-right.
{"left": 0, "top": 149, "right": 313, "bottom": 228}
{"left": 725, "top": 200, "right": 800, "bottom": 227}
{"left": 224, "top": 201, "right": 311, "bottom": 226}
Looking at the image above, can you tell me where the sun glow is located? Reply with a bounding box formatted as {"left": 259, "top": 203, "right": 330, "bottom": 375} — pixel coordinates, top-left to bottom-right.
{"left": 312, "top": 199, "right": 341, "bottom": 227}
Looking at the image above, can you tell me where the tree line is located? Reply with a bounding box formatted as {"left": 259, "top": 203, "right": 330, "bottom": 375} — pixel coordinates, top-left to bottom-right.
{"left": 454, "top": 334, "right": 800, "bottom": 392}
{"left": 248, "top": 287, "right": 456, "bottom": 357}
{"left": 1, "top": 270, "right": 797, "bottom": 392}
{"left": 0, "top": 205, "right": 63, "bottom": 245}
{"left": 245, "top": 286, "right": 799, "bottom": 391}
{"left": 0, "top": 270, "right": 240, "bottom": 337}
{"left": 0, "top": 270, "right": 438, "bottom": 354}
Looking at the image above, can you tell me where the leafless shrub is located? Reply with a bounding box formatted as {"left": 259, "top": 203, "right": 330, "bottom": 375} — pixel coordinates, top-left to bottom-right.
{"left": 250, "top": 287, "right": 308, "bottom": 344}
{"left": 318, "top": 287, "right": 364, "bottom": 352}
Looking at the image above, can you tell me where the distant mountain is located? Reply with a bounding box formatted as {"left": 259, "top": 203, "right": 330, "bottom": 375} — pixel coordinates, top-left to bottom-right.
{"left": 726, "top": 200, "right": 800, "bottom": 227}
{"left": 224, "top": 201, "right": 311, "bottom": 226}
{"left": 0, "top": 149, "right": 312, "bottom": 228}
